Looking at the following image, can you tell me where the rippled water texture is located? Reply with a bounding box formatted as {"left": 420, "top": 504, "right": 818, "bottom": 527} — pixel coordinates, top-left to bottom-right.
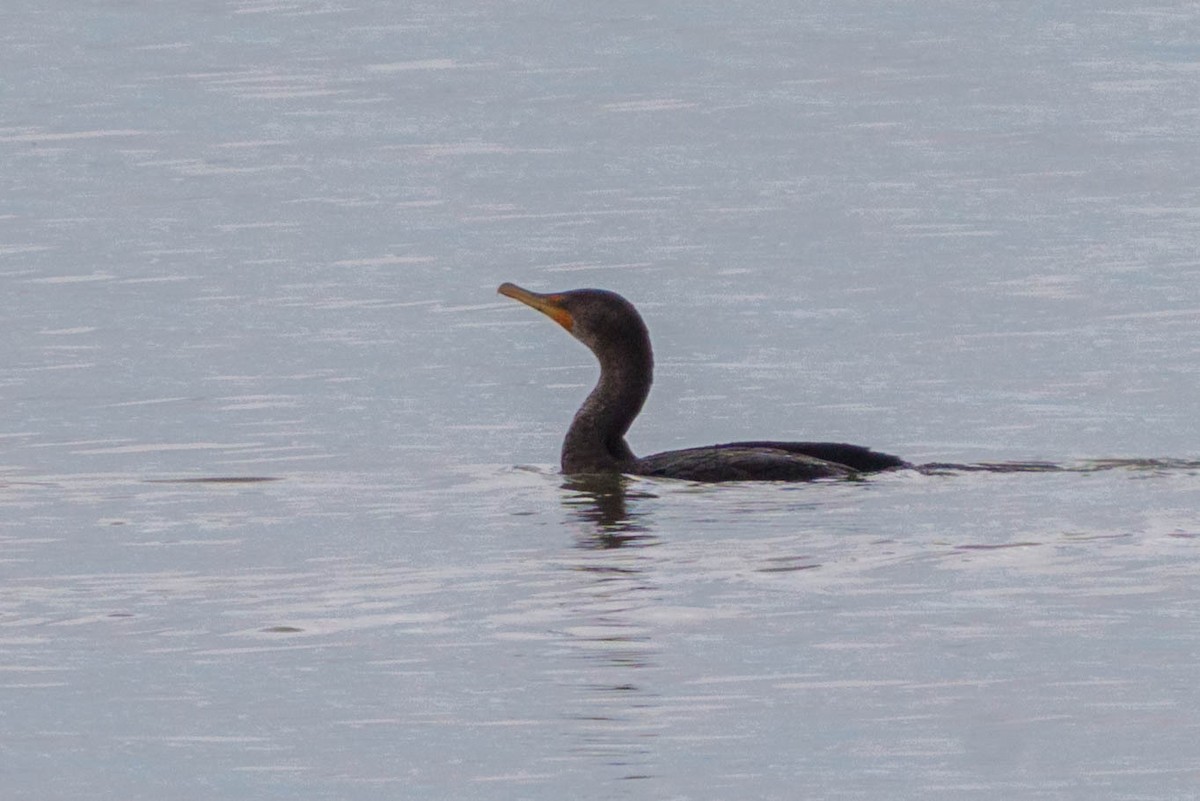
{"left": 3, "top": 2, "right": 1199, "bottom": 799}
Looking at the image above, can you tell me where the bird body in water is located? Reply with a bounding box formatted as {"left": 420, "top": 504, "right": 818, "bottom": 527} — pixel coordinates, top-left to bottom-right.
{"left": 498, "top": 283, "right": 908, "bottom": 482}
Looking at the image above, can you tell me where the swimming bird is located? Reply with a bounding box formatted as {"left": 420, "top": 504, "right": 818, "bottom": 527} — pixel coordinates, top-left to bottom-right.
{"left": 498, "top": 283, "right": 908, "bottom": 482}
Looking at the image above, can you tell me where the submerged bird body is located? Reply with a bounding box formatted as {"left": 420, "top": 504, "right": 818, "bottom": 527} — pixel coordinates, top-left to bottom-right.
{"left": 498, "top": 283, "right": 907, "bottom": 482}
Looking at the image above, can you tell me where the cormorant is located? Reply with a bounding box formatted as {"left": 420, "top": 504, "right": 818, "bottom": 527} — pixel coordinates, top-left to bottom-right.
{"left": 499, "top": 283, "right": 908, "bottom": 482}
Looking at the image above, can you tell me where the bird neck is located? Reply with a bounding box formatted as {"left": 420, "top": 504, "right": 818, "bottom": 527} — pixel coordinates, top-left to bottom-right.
{"left": 561, "top": 348, "right": 653, "bottom": 474}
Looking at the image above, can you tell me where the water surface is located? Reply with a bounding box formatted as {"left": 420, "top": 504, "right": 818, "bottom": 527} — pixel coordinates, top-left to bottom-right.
{"left": 2, "top": 1, "right": 1199, "bottom": 799}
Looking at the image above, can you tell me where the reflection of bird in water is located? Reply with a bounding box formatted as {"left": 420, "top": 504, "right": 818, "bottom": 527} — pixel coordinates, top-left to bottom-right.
{"left": 499, "top": 283, "right": 908, "bottom": 482}
{"left": 561, "top": 475, "right": 654, "bottom": 548}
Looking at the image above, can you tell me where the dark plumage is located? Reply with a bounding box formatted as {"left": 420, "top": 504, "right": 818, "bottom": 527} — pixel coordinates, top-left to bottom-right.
{"left": 498, "top": 283, "right": 908, "bottom": 482}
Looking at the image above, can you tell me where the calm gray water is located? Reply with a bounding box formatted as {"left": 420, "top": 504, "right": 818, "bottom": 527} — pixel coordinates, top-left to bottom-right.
{"left": 3, "top": 1, "right": 1199, "bottom": 799}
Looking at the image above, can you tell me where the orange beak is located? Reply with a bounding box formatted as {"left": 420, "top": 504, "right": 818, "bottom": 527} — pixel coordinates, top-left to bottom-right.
{"left": 498, "top": 282, "right": 575, "bottom": 332}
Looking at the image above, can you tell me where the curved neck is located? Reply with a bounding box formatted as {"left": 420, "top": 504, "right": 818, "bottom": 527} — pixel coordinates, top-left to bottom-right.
{"left": 561, "top": 347, "right": 653, "bottom": 474}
